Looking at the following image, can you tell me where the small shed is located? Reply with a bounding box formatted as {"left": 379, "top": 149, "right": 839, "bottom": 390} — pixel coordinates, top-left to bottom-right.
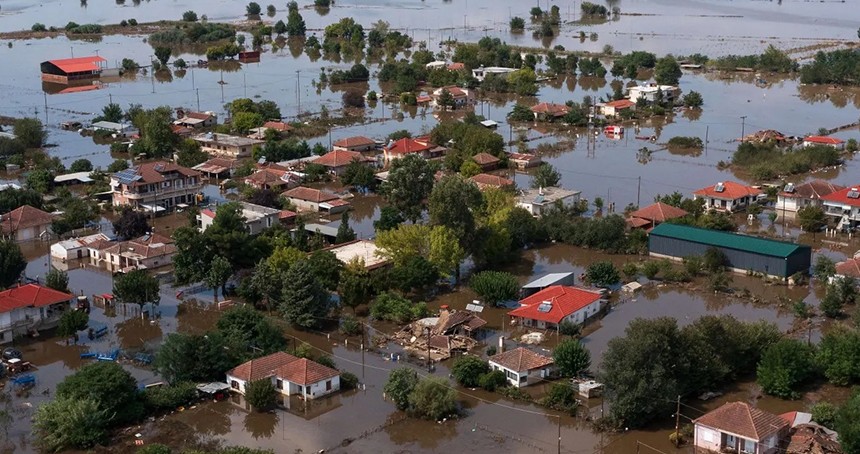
{"left": 520, "top": 272, "right": 575, "bottom": 298}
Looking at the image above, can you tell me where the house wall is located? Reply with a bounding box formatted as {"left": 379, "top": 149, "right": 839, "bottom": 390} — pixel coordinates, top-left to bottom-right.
{"left": 823, "top": 201, "right": 860, "bottom": 227}
{"left": 140, "top": 253, "right": 174, "bottom": 269}
{"left": 489, "top": 362, "right": 528, "bottom": 388}
{"left": 694, "top": 425, "right": 723, "bottom": 452}
{"left": 198, "top": 142, "right": 252, "bottom": 158}
{"left": 288, "top": 198, "right": 321, "bottom": 212}
{"left": 334, "top": 144, "right": 375, "bottom": 152}
{"left": 695, "top": 195, "right": 754, "bottom": 212}
{"left": 564, "top": 300, "right": 602, "bottom": 325}
{"left": 776, "top": 196, "right": 802, "bottom": 213}
{"left": 228, "top": 374, "right": 340, "bottom": 399}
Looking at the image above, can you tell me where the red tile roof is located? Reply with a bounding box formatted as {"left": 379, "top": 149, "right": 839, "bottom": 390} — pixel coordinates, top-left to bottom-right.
{"left": 489, "top": 347, "right": 554, "bottom": 372}
{"left": 836, "top": 258, "right": 860, "bottom": 278}
{"left": 628, "top": 202, "right": 688, "bottom": 223}
{"left": 283, "top": 186, "right": 340, "bottom": 203}
{"left": 200, "top": 209, "right": 216, "bottom": 219}
{"left": 821, "top": 185, "right": 860, "bottom": 207}
{"left": 508, "top": 285, "right": 602, "bottom": 324}
{"left": 275, "top": 358, "right": 339, "bottom": 385}
{"left": 117, "top": 161, "right": 200, "bottom": 187}
{"left": 313, "top": 150, "right": 369, "bottom": 168}
{"left": 447, "top": 62, "right": 465, "bottom": 70}
{"left": 244, "top": 168, "right": 289, "bottom": 188}
{"left": 279, "top": 210, "right": 297, "bottom": 220}
{"left": 530, "top": 102, "right": 569, "bottom": 116}
{"left": 263, "top": 121, "right": 293, "bottom": 132}
{"left": 472, "top": 152, "right": 500, "bottom": 165}
{"left": 187, "top": 111, "right": 214, "bottom": 120}
{"left": 604, "top": 99, "right": 635, "bottom": 109}
{"left": 0, "top": 284, "right": 72, "bottom": 313}
{"left": 437, "top": 86, "right": 468, "bottom": 98}
{"left": 100, "top": 233, "right": 175, "bottom": 259}
{"left": 333, "top": 136, "right": 375, "bottom": 148}
{"left": 228, "top": 352, "right": 300, "bottom": 382}
{"left": 804, "top": 136, "right": 844, "bottom": 145}
{"left": 0, "top": 205, "right": 54, "bottom": 234}
{"left": 509, "top": 153, "right": 539, "bottom": 162}
{"left": 385, "top": 137, "right": 434, "bottom": 155}
{"left": 779, "top": 180, "right": 844, "bottom": 200}
{"left": 626, "top": 217, "right": 651, "bottom": 228}
{"left": 44, "top": 56, "right": 106, "bottom": 73}
{"left": 693, "top": 181, "right": 762, "bottom": 200}
{"left": 693, "top": 401, "right": 788, "bottom": 442}
{"left": 470, "top": 173, "right": 514, "bottom": 189}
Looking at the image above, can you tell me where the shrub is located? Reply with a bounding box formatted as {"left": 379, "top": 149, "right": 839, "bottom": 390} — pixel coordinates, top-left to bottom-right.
{"left": 479, "top": 370, "right": 507, "bottom": 391}
{"left": 811, "top": 401, "right": 837, "bottom": 428}
{"left": 585, "top": 261, "right": 620, "bottom": 287}
{"left": 451, "top": 355, "right": 490, "bottom": 388}
{"left": 667, "top": 136, "right": 703, "bottom": 149}
{"left": 384, "top": 367, "right": 419, "bottom": 411}
{"left": 341, "top": 372, "right": 359, "bottom": 390}
{"left": 342, "top": 90, "right": 366, "bottom": 108}
{"left": 540, "top": 383, "right": 577, "bottom": 413}
{"left": 128, "top": 19, "right": 138, "bottom": 26}
{"left": 182, "top": 10, "right": 198, "bottom": 22}
{"left": 245, "top": 378, "right": 277, "bottom": 411}
{"left": 56, "top": 310, "right": 88, "bottom": 337}
{"left": 558, "top": 320, "right": 581, "bottom": 337}
{"left": 32, "top": 23, "right": 47, "bottom": 32}
{"left": 509, "top": 17, "right": 525, "bottom": 31}
{"left": 469, "top": 271, "right": 519, "bottom": 306}
{"left": 757, "top": 339, "right": 815, "bottom": 399}
{"left": 409, "top": 377, "right": 458, "bottom": 420}
{"left": 370, "top": 292, "right": 429, "bottom": 324}
{"left": 142, "top": 382, "right": 197, "bottom": 412}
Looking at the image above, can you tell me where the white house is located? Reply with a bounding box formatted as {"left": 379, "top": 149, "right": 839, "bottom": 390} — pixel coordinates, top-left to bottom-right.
{"left": 50, "top": 233, "right": 112, "bottom": 261}
{"left": 198, "top": 202, "right": 281, "bottom": 235}
{"left": 91, "top": 121, "right": 138, "bottom": 137}
{"left": 821, "top": 184, "right": 860, "bottom": 230}
{"left": 627, "top": 84, "right": 680, "bottom": 104}
{"left": 471, "top": 66, "right": 517, "bottom": 82}
{"left": 488, "top": 348, "right": 556, "bottom": 388}
{"left": 776, "top": 180, "right": 844, "bottom": 213}
{"left": 96, "top": 233, "right": 176, "bottom": 273}
{"left": 226, "top": 352, "right": 340, "bottom": 400}
{"left": 516, "top": 187, "right": 581, "bottom": 217}
{"left": 0, "top": 284, "right": 73, "bottom": 344}
{"left": 0, "top": 205, "right": 55, "bottom": 242}
{"left": 693, "top": 402, "right": 788, "bottom": 454}
{"left": 507, "top": 285, "right": 603, "bottom": 330}
{"left": 802, "top": 135, "right": 845, "bottom": 150}
{"left": 693, "top": 181, "right": 763, "bottom": 213}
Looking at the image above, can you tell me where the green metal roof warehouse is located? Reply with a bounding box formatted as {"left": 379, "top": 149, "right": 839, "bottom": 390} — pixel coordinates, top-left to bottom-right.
{"left": 648, "top": 223, "right": 812, "bottom": 279}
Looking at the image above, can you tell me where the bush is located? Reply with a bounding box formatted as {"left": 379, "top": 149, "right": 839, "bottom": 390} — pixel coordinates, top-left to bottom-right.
{"left": 34, "top": 397, "right": 109, "bottom": 452}
{"left": 128, "top": 19, "right": 138, "bottom": 26}
{"left": 409, "top": 377, "right": 458, "bottom": 420}
{"left": 246, "top": 2, "right": 262, "bottom": 15}
{"left": 554, "top": 339, "right": 591, "bottom": 377}
{"left": 585, "top": 261, "right": 620, "bottom": 287}
{"left": 667, "top": 136, "right": 703, "bottom": 149}
{"left": 182, "top": 10, "right": 198, "bottom": 22}
{"left": 384, "top": 367, "right": 419, "bottom": 411}
{"left": 341, "top": 371, "right": 359, "bottom": 390}
{"left": 137, "top": 445, "right": 172, "bottom": 454}
{"left": 811, "top": 401, "right": 837, "bottom": 428}
{"left": 558, "top": 320, "right": 581, "bottom": 337}
{"left": 142, "top": 382, "right": 197, "bottom": 412}
{"left": 479, "top": 370, "right": 508, "bottom": 391}
{"left": 32, "top": 23, "right": 47, "bottom": 32}
{"left": 451, "top": 355, "right": 490, "bottom": 388}
{"left": 56, "top": 310, "right": 88, "bottom": 338}
{"left": 245, "top": 378, "right": 277, "bottom": 411}
{"left": 342, "top": 90, "right": 366, "bottom": 108}
{"left": 540, "top": 383, "right": 578, "bottom": 413}
{"left": 757, "top": 339, "right": 815, "bottom": 399}
{"left": 370, "top": 292, "right": 429, "bottom": 324}
{"left": 469, "top": 271, "right": 519, "bottom": 306}
{"left": 509, "top": 17, "right": 525, "bottom": 31}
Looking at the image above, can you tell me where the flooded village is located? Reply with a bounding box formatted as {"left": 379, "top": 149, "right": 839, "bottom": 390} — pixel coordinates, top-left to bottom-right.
{"left": 0, "top": 0, "right": 859, "bottom": 453}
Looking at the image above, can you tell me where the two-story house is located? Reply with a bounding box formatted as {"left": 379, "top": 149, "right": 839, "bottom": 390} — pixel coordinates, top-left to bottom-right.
{"left": 821, "top": 185, "right": 860, "bottom": 230}
{"left": 693, "top": 181, "right": 762, "bottom": 212}
{"left": 198, "top": 202, "right": 282, "bottom": 235}
{"left": 693, "top": 402, "right": 788, "bottom": 454}
{"left": 192, "top": 133, "right": 264, "bottom": 159}
{"left": 110, "top": 162, "right": 202, "bottom": 212}
{"left": 383, "top": 137, "right": 447, "bottom": 162}
{"left": 0, "top": 284, "right": 73, "bottom": 343}
{"left": 777, "top": 180, "right": 844, "bottom": 213}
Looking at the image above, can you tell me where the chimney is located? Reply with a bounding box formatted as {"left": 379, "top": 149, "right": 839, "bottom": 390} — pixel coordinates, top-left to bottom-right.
{"left": 440, "top": 304, "right": 449, "bottom": 314}
{"left": 498, "top": 336, "right": 505, "bottom": 353}
{"left": 539, "top": 186, "right": 544, "bottom": 196}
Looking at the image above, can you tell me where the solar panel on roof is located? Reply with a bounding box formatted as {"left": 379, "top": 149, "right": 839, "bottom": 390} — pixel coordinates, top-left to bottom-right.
{"left": 115, "top": 169, "right": 141, "bottom": 184}
{"left": 533, "top": 195, "right": 545, "bottom": 204}
{"left": 537, "top": 301, "right": 552, "bottom": 313}
{"left": 848, "top": 189, "right": 860, "bottom": 199}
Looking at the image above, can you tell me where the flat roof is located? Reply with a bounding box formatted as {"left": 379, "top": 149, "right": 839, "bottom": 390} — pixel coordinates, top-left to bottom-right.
{"left": 517, "top": 187, "right": 581, "bottom": 205}
{"left": 54, "top": 171, "right": 94, "bottom": 183}
{"left": 649, "top": 223, "right": 809, "bottom": 258}
{"left": 522, "top": 272, "right": 574, "bottom": 289}
{"left": 304, "top": 223, "right": 339, "bottom": 237}
{"left": 92, "top": 121, "right": 131, "bottom": 130}
{"left": 326, "top": 240, "right": 390, "bottom": 270}
{"left": 193, "top": 133, "right": 264, "bottom": 148}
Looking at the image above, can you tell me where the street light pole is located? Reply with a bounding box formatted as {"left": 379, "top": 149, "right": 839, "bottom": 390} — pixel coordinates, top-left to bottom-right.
{"left": 740, "top": 115, "right": 747, "bottom": 142}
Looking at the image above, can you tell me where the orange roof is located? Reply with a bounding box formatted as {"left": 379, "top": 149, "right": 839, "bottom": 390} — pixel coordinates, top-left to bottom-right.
{"left": 489, "top": 347, "right": 554, "bottom": 372}
{"left": 115, "top": 161, "right": 200, "bottom": 187}
{"left": 437, "top": 86, "right": 468, "bottom": 98}
{"left": 0, "top": 205, "right": 54, "bottom": 234}
{"left": 530, "top": 102, "right": 569, "bottom": 116}
{"left": 447, "top": 62, "right": 465, "bottom": 70}
{"left": 472, "top": 152, "right": 500, "bottom": 165}
{"left": 0, "top": 284, "right": 72, "bottom": 313}
{"left": 604, "top": 99, "right": 635, "bottom": 109}
{"left": 508, "top": 285, "right": 602, "bottom": 324}
{"left": 314, "top": 150, "right": 369, "bottom": 168}
{"left": 694, "top": 402, "right": 788, "bottom": 442}
{"left": 333, "top": 136, "right": 375, "bottom": 148}
{"left": 779, "top": 180, "right": 844, "bottom": 200}
{"left": 820, "top": 185, "right": 860, "bottom": 207}
{"left": 628, "top": 202, "right": 688, "bottom": 222}
{"left": 283, "top": 186, "right": 340, "bottom": 203}
{"left": 385, "top": 137, "right": 434, "bottom": 155}
{"left": 100, "top": 233, "right": 175, "bottom": 259}
{"left": 263, "top": 121, "right": 293, "bottom": 132}
{"left": 275, "top": 358, "right": 339, "bottom": 385}
{"left": 279, "top": 210, "right": 297, "bottom": 220}
{"left": 470, "top": 173, "right": 514, "bottom": 188}
{"left": 693, "top": 181, "right": 762, "bottom": 200}
{"left": 804, "top": 136, "right": 844, "bottom": 145}
{"left": 44, "top": 56, "right": 106, "bottom": 73}
{"left": 836, "top": 258, "right": 860, "bottom": 278}
{"left": 626, "top": 217, "right": 651, "bottom": 228}
{"left": 228, "top": 352, "right": 300, "bottom": 382}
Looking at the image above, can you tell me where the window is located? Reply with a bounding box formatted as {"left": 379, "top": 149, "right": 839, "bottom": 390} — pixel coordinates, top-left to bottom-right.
{"left": 326, "top": 380, "right": 332, "bottom": 391}
{"left": 276, "top": 379, "right": 283, "bottom": 389}
{"left": 230, "top": 380, "right": 239, "bottom": 389}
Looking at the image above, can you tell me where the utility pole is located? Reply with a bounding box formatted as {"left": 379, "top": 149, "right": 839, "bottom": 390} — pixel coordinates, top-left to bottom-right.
{"left": 243, "top": 73, "right": 247, "bottom": 98}
{"left": 43, "top": 92, "right": 48, "bottom": 125}
{"left": 673, "top": 395, "right": 681, "bottom": 447}
{"left": 740, "top": 115, "right": 747, "bottom": 142}
{"left": 705, "top": 125, "right": 709, "bottom": 154}
{"left": 637, "top": 176, "right": 641, "bottom": 207}
{"left": 425, "top": 326, "right": 432, "bottom": 372}
{"left": 296, "top": 70, "right": 301, "bottom": 115}
{"left": 557, "top": 415, "right": 561, "bottom": 454}
{"left": 191, "top": 68, "right": 195, "bottom": 89}
{"left": 196, "top": 88, "right": 200, "bottom": 112}
{"left": 70, "top": 46, "right": 74, "bottom": 58}
{"left": 109, "top": 93, "right": 112, "bottom": 104}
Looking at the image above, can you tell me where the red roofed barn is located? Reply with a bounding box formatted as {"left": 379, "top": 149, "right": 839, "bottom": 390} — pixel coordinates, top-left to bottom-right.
{"left": 508, "top": 285, "right": 603, "bottom": 330}
{"left": 0, "top": 284, "right": 73, "bottom": 343}
{"left": 40, "top": 56, "right": 106, "bottom": 84}
{"left": 693, "top": 401, "right": 789, "bottom": 454}
{"left": 226, "top": 351, "right": 341, "bottom": 400}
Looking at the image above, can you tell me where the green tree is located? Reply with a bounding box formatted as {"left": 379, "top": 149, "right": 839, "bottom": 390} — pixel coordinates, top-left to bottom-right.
{"left": 181, "top": 10, "right": 198, "bottom": 21}
{"left": 216, "top": 304, "right": 287, "bottom": 354}
{"left": 336, "top": 211, "right": 356, "bottom": 244}
{"left": 531, "top": 163, "right": 561, "bottom": 188}
{"left": 69, "top": 158, "right": 93, "bottom": 172}
{"left": 469, "top": 271, "right": 519, "bottom": 306}
{"left": 107, "top": 159, "right": 129, "bottom": 172}
{"left": 56, "top": 361, "right": 143, "bottom": 425}
{"left": 112, "top": 207, "right": 150, "bottom": 240}
{"left": 797, "top": 205, "right": 827, "bottom": 233}
{"left": 279, "top": 260, "right": 330, "bottom": 329}
{"left": 113, "top": 269, "right": 160, "bottom": 317}
{"left": 232, "top": 111, "right": 265, "bottom": 135}
{"left": 374, "top": 206, "right": 404, "bottom": 232}
{"left": 245, "top": 379, "right": 277, "bottom": 411}
{"left": 509, "top": 17, "right": 525, "bottom": 31}
{"left": 246, "top": 2, "right": 262, "bottom": 15}
{"left": 391, "top": 256, "right": 438, "bottom": 294}
{"left": 33, "top": 397, "right": 110, "bottom": 452}
{"left": 130, "top": 107, "right": 178, "bottom": 159}
{"left": 816, "top": 327, "right": 860, "bottom": 386}
{"left": 13, "top": 118, "right": 47, "bottom": 148}
{"left": 409, "top": 377, "right": 458, "bottom": 420}
{"left": 205, "top": 255, "right": 233, "bottom": 300}
{"left": 813, "top": 255, "right": 836, "bottom": 281}
{"left": 45, "top": 268, "right": 69, "bottom": 292}
{"left": 821, "top": 290, "right": 844, "bottom": 318}
{"left": 154, "top": 332, "right": 241, "bottom": 383}
{"left": 286, "top": 11, "right": 306, "bottom": 37}
{"left": 586, "top": 261, "right": 620, "bottom": 287}
{"left": 757, "top": 339, "right": 815, "bottom": 399}
{"left": 703, "top": 247, "right": 728, "bottom": 272}
{"left": 56, "top": 309, "right": 88, "bottom": 338}
{"left": 154, "top": 47, "right": 172, "bottom": 66}
{"left": 554, "top": 339, "right": 591, "bottom": 377}
{"left": 836, "top": 392, "right": 860, "bottom": 454}
{"left": 338, "top": 261, "right": 373, "bottom": 311}
{"left": 451, "top": 355, "right": 490, "bottom": 388}
{"left": 0, "top": 239, "right": 26, "bottom": 289}
{"left": 26, "top": 168, "right": 53, "bottom": 193}
{"left": 810, "top": 401, "right": 837, "bottom": 429}
{"left": 340, "top": 159, "right": 376, "bottom": 189}
{"left": 654, "top": 56, "right": 682, "bottom": 86}
{"left": 479, "top": 370, "right": 508, "bottom": 391}
{"left": 380, "top": 154, "right": 435, "bottom": 222}
{"left": 428, "top": 175, "right": 481, "bottom": 280}
{"left": 682, "top": 91, "right": 703, "bottom": 108}
{"left": 370, "top": 291, "right": 429, "bottom": 323}
{"left": 384, "top": 367, "right": 419, "bottom": 411}
{"left": 176, "top": 138, "right": 208, "bottom": 167}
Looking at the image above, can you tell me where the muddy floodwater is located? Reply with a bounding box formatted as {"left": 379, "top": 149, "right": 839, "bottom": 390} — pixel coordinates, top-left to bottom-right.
{"left": 1, "top": 0, "right": 859, "bottom": 453}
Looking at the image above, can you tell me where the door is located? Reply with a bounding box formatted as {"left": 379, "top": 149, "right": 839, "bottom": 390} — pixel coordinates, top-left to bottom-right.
{"left": 326, "top": 380, "right": 332, "bottom": 391}
{"left": 276, "top": 379, "right": 283, "bottom": 390}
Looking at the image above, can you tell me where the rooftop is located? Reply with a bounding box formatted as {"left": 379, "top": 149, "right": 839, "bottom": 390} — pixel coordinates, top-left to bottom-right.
{"left": 489, "top": 347, "right": 554, "bottom": 372}
{"left": 54, "top": 171, "right": 94, "bottom": 184}
{"left": 508, "top": 285, "right": 603, "bottom": 324}
{"left": 804, "top": 135, "right": 845, "bottom": 145}
{"left": 693, "top": 181, "right": 762, "bottom": 200}
{"left": 283, "top": 186, "right": 340, "bottom": 203}
{"left": 836, "top": 257, "right": 860, "bottom": 278}
{"left": 522, "top": 272, "right": 574, "bottom": 289}
{"left": 333, "top": 136, "right": 375, "bottom": 148}
{"left": 779, "top": 180, "right": 844, "bottom": 200}
{"left": 325, "top": 239, "right": 390, "bottom": 270}
{"left": 0, "top": 284, "right": 73, "bottom": 313}
{"left": 470, "top": 173, "right": 514, "bottom": 188}
{"left": 603, "top": 99, "right": 636, "bottom": 109}
{"left": 314, "top": 150, "right": 370, "bottom": 168}
{"left": 100, "top": 233, "right": 176, "bottom": 260}
{"left": 193, "top": 157, "right": 237, "bottom": 174}
{"left": 649, "top": 223, "right": 808, "bottom": 259}
{"left": 530, "top": 102, "right": 569, "bottom": 116}
{"left": 693, "top": 401, "right": 787, "bottom": 442}
{"left": 517, "top": 187, "right": 581, "bottom": 206}
{"left": 275, "top": 358, "right": 339, "bottom": 385}
{"left": 192, "top": 133, "right": 265, "bottom": 148}
{"left": 385, "top": 137, "right": 435, "bottom": 155}
{"left": 112, "top": 161, "right": 200, "bottom": 187}
{"left": 628, "top": 202, "right": 688, "bottom": 223}
{"left": 201, "top": 202, "right": 280, "bottom": 224}
{"left": 0, "top": 205, "right": 54, "bottom": 234}
{"left": 228, "top": 352, "right": 301, "bottom": 382}
{"left": 820, "top": 185, "right": 860, "bottom": 207}
{"left": 43, "top": 56, "right": 106, "bottom": 73}
{"left": 472, "top": 152, "right": 500, "bottom": 165}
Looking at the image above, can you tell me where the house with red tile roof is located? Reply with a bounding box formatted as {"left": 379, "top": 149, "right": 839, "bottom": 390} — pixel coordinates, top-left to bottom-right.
{"left": 777, "top": 180, "right": 844, "bottom": 213}
{"left": 472, "top": 152, "right": 501, "bottom": 170}
{"left": 488, "top": 347, "right": 556, "bottom": 388}
{"left": 693, "top": 401, "right": 789, "bottom": 454}
{"left": 248, "top": 121, "right": 294, "bottom": 139}
{"left": 432, "top": 86, "right": 473, "bottom": 109}
{"left": 226, "top": 351, "right": 340, "bottom": 400}
{"left": 530, "top": 102, "right": 570, "bottom": 121}
{"left": 97, "top": 233, "right": 176, "bottom": 273}
{"left": 0, "top": 205, "right": 55, "bottom": 242}
{"left": 693, "top": 181, "right": 763, "bottom": 212}
{"left": 803, "top": 135, "right": 845, "bottom": 150}
{"left": 332, "top": 136, "right": 376, "bottom": 152}
{"left": 447, "top": 62, "right": 465, "bottom": 71}
{"left": 834, "top": 257, "right": 860, "bottom": 280}
{"left": 243, "top": 167, "right": 302, "bottom": 191}
{"left": 313, "top": 150, "right": 374, "bottom": 176}
{"left": 821, "top": 185, "right": 860, "bottom": 229}
{"left": 110, "top": 161, "right": 203, "bottom": 212}
{"left": 470, "top": 173, "right": 514, "bottom": 191}
{"left": 626, "top": 202, "right": 688, "bottom": 230}
{"left": 0, "top": 283, "right": 73, "bottom": 343}
{"left": 173, "top": 111, "right": 217, "bottom": 129}
{"left": 507, "top": 285, "right": 603, "bottom": 330}
{"left": 508, "top": 152, "right": 542, "bottom": 170}
{"left": 282, "top": 186, "right": 350, "bottom": 214}
{"left": 598, "top": 99, "right": 636, "bottom": 117}
{"left": 383, "top": 137, "right": 447, "bottom": 162}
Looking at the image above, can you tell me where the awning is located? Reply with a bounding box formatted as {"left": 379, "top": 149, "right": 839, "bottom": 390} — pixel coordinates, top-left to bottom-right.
{"left": 140, "top": 204, "right": 166, "bottom": 213}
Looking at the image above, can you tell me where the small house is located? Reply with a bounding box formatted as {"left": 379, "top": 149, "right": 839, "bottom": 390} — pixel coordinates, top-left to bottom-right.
{"left": 626, "top": 202, "right": 688, "bottom": 230}
{"left": 508, "top": 153, "right": 542, "bottom": 170}
{"left": 803, "top": 136, "right": 845, "bottom": 150}
{"left": 470, "top": 173, "right": 514, "bottom": 191}
{"left": 313, "top": 150, "right": 374, "bottom": 176}
{"left": 193, "top": 157, "right": 237, "bottom": 178}
{"left": 226, "top": 352, "right": 340, "bottom": 400}
{"left": 325, "top": 239, "right": 391, "bottom": 271}
{"left": 598, "top": 99, "right": 635, "bottom": 117}
{"left": 244, "top": 167, "right": 301, "bottom": 191}
{"left": 192, "top": 133, "right": 264, "bottom": 159}
{"left": 198, "top": 202, "right": 281, "bottom": 235}
{"left": 488, "top": 347, "right": 555, "bottom": 388}
{"left": 91, "top": 121, "right": 138, "bottom": 138}
{"left": 383, "top": 137, "right": 446, "bottom": 162}
{"left": 333, "top": 136, "right": 376, "bottom": 152}
{"left": 471, "top": 66, "right": 517, "bottom": 82}
{"left": 248, "top": 121, "right": 294, "bottom": 139}
{"left": 516, "top": 187, "right": 581, "bottom": 217}
{"left": 431, "top": 86, "right": 472, "bottom": 109}
{"left": 0, "top": 205, "right": 54, "bottom": 242}
{"left": 530, "top": 102, "right": 569, "bottom": 121}
{"left": 693, "top": 402, "right": 788, "bottom": 454}
{"left": 50, "top": 233, "right": 112, "bottom": 261}
{"left": 0, "top": 284, "right": 74, "bottom": 343}
{"left": 693, "top": 181, "right": 762, "bottom": 212}
{"left": 282, "top": 186, "right": 350, "bottom": 214}
{"left": 507, "top": 285, "right": 603, "bottom": 330}
{"left": 627, "top": 84, "right": 680, "bottom": 104}
{"left": 97, "top": 233, "right": 176, "bottom": 273}
{"left": 520, "top": 272, "right": 576, "bottom": 298}
{"left": 777, "top": 180, "right": 844, "bottom": 213}
{"left": 472, "top": 152, "right": 500, "bottom": 171}
{"left": 173, "top": 111, "right": 217, "bottom": 129}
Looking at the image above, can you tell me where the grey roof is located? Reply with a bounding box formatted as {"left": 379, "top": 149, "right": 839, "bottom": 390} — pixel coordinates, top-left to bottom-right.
{"left": 54, "top": 171, "right": 94, "bottom": 184}
{"left": 304, "top": 223, "right": 339, "bottom": 237}
{"left": 522, "top": 272, "right": 574, "bottom": 289}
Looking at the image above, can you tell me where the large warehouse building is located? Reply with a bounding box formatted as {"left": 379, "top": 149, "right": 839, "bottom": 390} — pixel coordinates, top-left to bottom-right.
{"left": 648, "top": 223, "right": 811, "bottom": 280}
